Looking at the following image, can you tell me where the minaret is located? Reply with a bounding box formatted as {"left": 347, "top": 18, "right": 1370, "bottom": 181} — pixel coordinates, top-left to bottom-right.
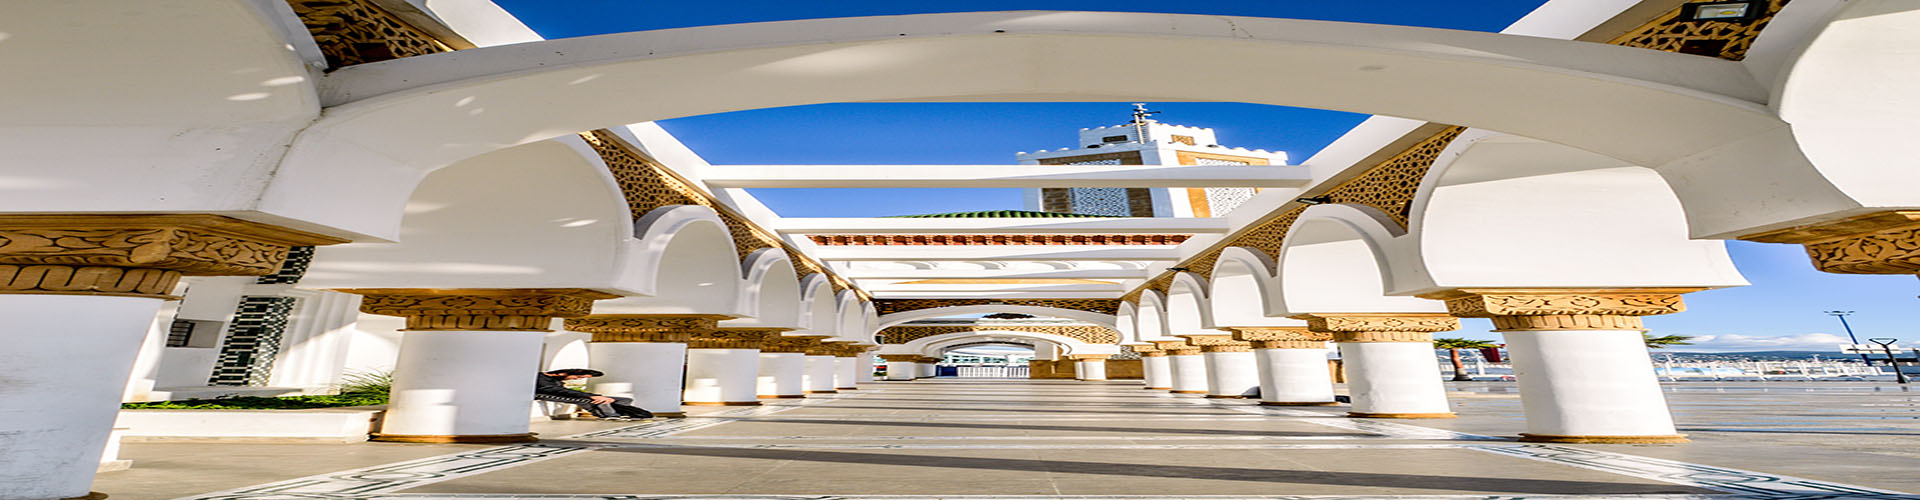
{"left": 1017, "top": 104, "right": 1287, "bottom": 217}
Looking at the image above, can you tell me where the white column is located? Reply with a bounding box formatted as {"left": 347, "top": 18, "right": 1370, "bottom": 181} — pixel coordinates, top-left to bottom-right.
{"left": 587, "top": 342, "right": 687, "bottom": 417}
{"left": 885, "top": 360, "right": 918, "bottom": 380}
{"left": 804, "top": 354, "right": 839, "bottom": 393}
{"left": 834, "top": 356, "right": 860, "bottom": 389}
{"left": 918, "top": 359, "right": 939, "bottom": 378}
{"left": 856, "top": 353, "right": 876, "bottom": 382}
{"left": 380, "top": 329, "right": 546, "bottom": 440}
{"left": 757, "top": 351, "right": 807, "bottom": 398}
{"left": 1167, "top": 347, "right": 1209, "bottom": 394}
{"left": 1338, "top": 341, "right": 1453, "bottom": 417}
{"left": 0, "top": 295, "right": 167, "bottom": 500}
{"left": 684, "top": 348, "right": 761, "bottom": 406}
{"left": 1140, "top": 353, "right": 1173, "bottom": 390}
{"left": 1253, "top": 346, "right": 1337, "bottom": 405}
{"left": 1201, "top": 349, "right": 1260, "bottom": 398}
{"left": 1074, "top": 356, "right": 1108, "bottom": 381}
{"left": 1506, "top": 329, "right": 1683, "bottom": 442}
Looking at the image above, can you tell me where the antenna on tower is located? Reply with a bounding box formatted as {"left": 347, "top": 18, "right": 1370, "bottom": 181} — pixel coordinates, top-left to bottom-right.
{"left": 1130, "top": 103, "right": 1160, "bottom": 144}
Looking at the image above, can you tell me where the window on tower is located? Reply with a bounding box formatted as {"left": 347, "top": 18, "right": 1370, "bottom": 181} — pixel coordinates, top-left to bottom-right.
{"left": 1101, "top": 135, "right": 1128, "bottom": 143}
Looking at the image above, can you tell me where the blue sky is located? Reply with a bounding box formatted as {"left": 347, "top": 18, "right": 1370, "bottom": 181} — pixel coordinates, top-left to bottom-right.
{"left": 495, "top": 1, "right": 1920, "bottom": 351}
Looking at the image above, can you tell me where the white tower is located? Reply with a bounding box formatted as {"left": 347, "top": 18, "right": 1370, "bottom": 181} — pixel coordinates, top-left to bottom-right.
{"left": 1017, "top": 104, "right": 1288, "bottom": 217}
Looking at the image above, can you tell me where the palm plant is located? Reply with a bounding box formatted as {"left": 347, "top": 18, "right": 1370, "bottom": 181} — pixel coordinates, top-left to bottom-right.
{"left": 1644, "top": 334, "right": 1694, "bottom": 349}
{"left": 1433, "top": 338, "right": 1498, "bottom": 381}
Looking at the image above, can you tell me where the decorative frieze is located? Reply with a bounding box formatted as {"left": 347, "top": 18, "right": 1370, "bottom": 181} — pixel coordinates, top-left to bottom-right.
{"left": 810, "top": 234, "right": 1189, "bottom": 246}
{"left": 1178, "top": 333, "right": 1253, "bottom": 353}
{"left": 1225, "top": 327, "right": 1330, "bottom": 349}
{"left": 1067, "top": 354, "right": 1110, "bottom": 361}
{"left": 879, "top": 324, "right": 1119, "bottom": 345}
{"left": 878, "top": 354, "right": 922, "bottom": 362}
{"left": 1742, "top": 211, "right": 1920, "bottom": 275}
{"left": 348, "top": 289, "right": 619, "bottom": 332}
{"left": 872, "top": 298, "right": 1120, "bottom": 316}
{"left": 1292, "top": 314, "right": 1458, "bottom": 343}
{"left": 0, "top": 215, "right": 346, "bottom": 298}
{"left": 689, "top": 328, "right": 785, "bottom": 349}
{"left": 1421, "top": 289, "right": 1698, "bottom": 331}
{"left": 1128, "top": 344, "right": 1165, "bottom": 357}
{"left": 563, "top": 314, "right": 730, "bottom": 342}
{"left": 760, "top": 336, "right": 817, "bottom": 354}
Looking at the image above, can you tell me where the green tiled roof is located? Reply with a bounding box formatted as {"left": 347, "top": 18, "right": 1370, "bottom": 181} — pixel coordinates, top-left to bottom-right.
{"left": 885, "top": 210, "right": 1122, "bottom": 218}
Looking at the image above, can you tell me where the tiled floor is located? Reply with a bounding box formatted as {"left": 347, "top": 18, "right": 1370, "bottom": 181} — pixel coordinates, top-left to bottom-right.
{"left": 93, "top": 379, "right": 1920, "bottom": 499}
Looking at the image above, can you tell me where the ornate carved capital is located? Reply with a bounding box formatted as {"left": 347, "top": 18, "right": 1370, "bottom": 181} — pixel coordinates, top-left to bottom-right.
{"left": 1177, "top": 334, "right": 1239, "bottom": 346}
{"left": 916, "top": 356, "right": 943, "bottom": 363}
{"left": 1742, "top": 211, "right": 1920, "bottom": 275}
{"left": 347, "top": 288, "right": 618, "bottom": 332}
{"left": 878, "top": 354, "right": 921, "bottom": 362}
{"left": 0, "top": 215, "right": 347, "bottom": 298}
{"left": 824, "top": 342, "right": 864, "bottom": 358}
{"left": 562, "top": 314, "right": 730, "bottom": 342}
{"left": 690, "top": 328, "right": 784, "bottom": 349}
{"left": 1251, "top": 340, "right": 1330, "bottom": 349}
{"left": 1067, "top": 354, "right": 1110, "bottom": 361}
{"left": 1200, "top": 344, "right": 1254, "bottom": 353}
{"left": 760, "top": 336, "right": 816, "bottom": 354}
{"left": 1126, "top": 343, "right": 1163, "bottom": 354}
{"left": 1331, "top": 331, "right": 1434, "bottom": 343}
{"left": 1225, "top": 326, "right": 1328, "bottom": 343}
{"left": 1291, "top": 314, "right": 1459, "bottom": 335}
{"left": 1420, "top": 288, "right": 1699, "bottom": 332}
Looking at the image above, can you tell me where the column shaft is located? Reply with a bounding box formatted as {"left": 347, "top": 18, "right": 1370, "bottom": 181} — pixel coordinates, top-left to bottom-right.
{"left": 1070, "top": 355, "right": 1109, "bottom": 381}
{"left": 757, "top": 352, "right": 807, "bottom": 398}
{"left": 1230, "top": 328, "right": 1337, "bottom": 406}
{"left": 886, "top": 361, "right": 918, "bottom": 380}
{"left": 590, "top": 342, "right": 688, "bottom": 415}
{"left": 0, "top": 295, "right": 166, "bottom": 499}
{"left": 1167, "top": 349, "right": 1209, "bottom": 394}
{"left": 1298, "top": 315, "right": 1459, "bottom": 418}
{"left": 684, "top": 348, "right": 760, "bottom": 405}
{"left": 382, "top": 330, "right": 547, "bottom": 439}
{"left": 1141, "top": 354, "right": 1173, "bottom": 390}
{"left": 804, "top": 355, "right": 838, "bottom": 393}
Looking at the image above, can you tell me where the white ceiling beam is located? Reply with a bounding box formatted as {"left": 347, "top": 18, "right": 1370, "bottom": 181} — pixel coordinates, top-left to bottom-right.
{"left": 776, "top": 217, "right": 1228, "bottom": 234}
{"left": 840, "top": 269, "right": 1151, "bottom": 280}
{"left": 701, "top": 165, "right": 1309, "bottom": 188}
{"left": 814, "top": 246, "right": 1179, "bottom": 261}
{"left": 868, "top": 291, "right": 1123, "bottom": 299}
{"left": 860, "top": 283, "right": 1125, "bottom": 292}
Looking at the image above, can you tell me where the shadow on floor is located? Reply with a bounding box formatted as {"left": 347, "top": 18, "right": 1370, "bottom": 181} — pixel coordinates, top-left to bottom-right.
{"left": 679, "top": 417, "right": 1375, "bottom": 438}
{"left": 799, "top": 405, "right": 1254, "bottom": 416}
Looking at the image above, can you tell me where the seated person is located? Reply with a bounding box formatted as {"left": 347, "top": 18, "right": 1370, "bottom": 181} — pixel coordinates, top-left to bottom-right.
{"left": 535, "top": 368, "right": 653, "bottom": 421}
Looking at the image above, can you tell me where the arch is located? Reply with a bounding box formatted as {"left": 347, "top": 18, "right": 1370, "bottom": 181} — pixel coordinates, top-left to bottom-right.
{"left": 267, "top": 11, "right": 1780, "bottom": 240}
{"left": 1208, "top": 247, "right": 1303, "bottom": 328}
{"left": 593, "top": 205, "right": 744, "bottom": 315}
{"left": 834, "top": 291, "right": 868, "bottom": 342}
{"left": 927, "top": 338, "right": 1055, "bottom": 358}
{"left": 879, "top": 330, "right": 1119, "bottom": 358}
{"left": 1113, "top": 301, "right": 1139, "bottom": 345}
{"left": 877, "top": 305, "right": 1117, "bottom": 330}
{"left": 301, "top": 137, "right": 637, "bottom": 290}
{"left": 795, "top": 274, "right": 838, "bottom": 336}
{"left": 722, "top": 249, "right": 804, "bottom": 329}
{"left": 1133, "top": 290, "right": 1174, "bottom": 342}
{"left": 1272, "top": 205, "right": 1442, "bottom": 316}
{"left": 1399, "top": 129, "right": 1746, "bottom": 293}
{"left": 1164, "top": 272, "right": 1216, "bottom": 335}
{"left": 1764, "top": 1, "right": 1920, "bottom": 212}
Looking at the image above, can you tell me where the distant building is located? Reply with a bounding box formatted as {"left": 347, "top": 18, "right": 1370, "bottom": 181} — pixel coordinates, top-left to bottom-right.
{"left": 1018, "top": 105, "right": 1287, "bottom": 217}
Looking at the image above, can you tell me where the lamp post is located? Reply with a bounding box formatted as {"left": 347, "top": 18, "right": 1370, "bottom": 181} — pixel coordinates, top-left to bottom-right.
{"left": 1826, "top": 311, "right": 1872, "bottom": 365}
{"left": 1868, "top": 338, "right": 1909, "bottom": 384}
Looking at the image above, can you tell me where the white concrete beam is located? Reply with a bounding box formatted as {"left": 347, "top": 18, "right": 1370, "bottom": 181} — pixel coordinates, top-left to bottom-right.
{"left": 869, "top": 291, "right": 1123, "bottom": 299}
{"left": 701, "top": 165, "right": 1309, "bottom": 188}
{"left": 841, "top": 269, "right": 1152, "bottom": 280}
{"left": 815, "top": 246, "right": 1179, "bottom": 261}
{"left": 860, "top": 283, "right": 1125, "bottom": 292}
{"left": 777, "top": 217, "right": 1228, "bottom": 234}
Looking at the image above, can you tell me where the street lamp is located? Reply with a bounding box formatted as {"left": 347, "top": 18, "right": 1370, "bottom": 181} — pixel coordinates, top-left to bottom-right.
{"left": 1868, "top": 338, "right": 1909, "bottom": 384}
{"left": 1826, "top": 311, "right": 1872, "bottom": 365}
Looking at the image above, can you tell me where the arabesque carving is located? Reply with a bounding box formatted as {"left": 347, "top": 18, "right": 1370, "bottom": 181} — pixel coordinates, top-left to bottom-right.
{"left": 288, "top": 0, "right": 453, "bottom": 67}
{"left": 1293, "top": 314, "right": 1460, "bottom": 334}
{"left": 1423, "top": 289, "right": 1699, "bottom": 331}
{"left": 760, "top": 336, "right": 817, "bottom": 354}
{"left": 1606, "top": 0, "right": 1789, "bottom": 61}
{"left": 690, "top": 328, "right": 784, "bottom": 349}
{"left": 878, "top": 325, "right": 1119, "bottom": 344}
{"left": 349, "top": 289, "right": 619, "bottom": 332}
{"left": 873, "top": 298, "right": 1120, "bottom": 316}
{"left": 1743, "top": 211, "right": 1920, "bottom": 275}
{"left": 565, "top": 314, "right": 731, "bottom": 342}
{"left": 0, "top": 215, "right": 345, "bottom": 298}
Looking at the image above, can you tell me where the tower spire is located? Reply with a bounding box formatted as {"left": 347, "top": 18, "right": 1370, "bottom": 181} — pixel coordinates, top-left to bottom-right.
{"left": 1130, "top": 103, "right": 1160, "bottom": 144}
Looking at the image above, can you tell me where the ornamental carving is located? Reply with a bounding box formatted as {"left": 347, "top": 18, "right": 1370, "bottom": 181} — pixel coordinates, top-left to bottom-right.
{"left": 877, "top": 325, "right": 1119, "bottom": 344}
{"left": 1225, "top": 327, "right": 1328, "bottom": 342}
{"left": 873, "top": 299, "right": 1120, "bottom": 316}
{"left": 1250, "top": 340, "right": 1329, "bottom": 349}
{"left": 1606, "top": 0, "right": 1789, "bottom": 61}
{"left": 348, "top": 289, "right": 619, "bottom": 332}
{"left": 760, "top": 336, "right": 817, "bottom": 354}
{"left": 1149, "top": 340, "right": 1189, "bottom": 351}
{"left": 811, "top": 234, "right": 1189, "bottom": 246}
{"left": 0, "top": 215, "right": 347, "bottom": 276}
{"left": 1785, "top": 219, "right": 1920, "bottom": 275}
{"left": 1489, "top": 315, "right": 1649, "bottom": 332}
{"left": 689, "top": 329, "right": 781, "bottom": 349}
{"left": 0, "top": 265, "right": 181, "bottom": 299}
{"left": 563, "top": 314, "right": 730, "bottom": 342}
{"left": 878, "top": 354, "right": 922, "bottom": 362}
{"left": 1331, "top": 331, "right": 1435, "bottom": 343}
{"left": 1201, "top": 344, "right": 1254, "bottom": 353}
{"left": 1293, "top": 314, "right": 1460, "bottom": 334}
{"left": 1066, "top": 354, "right": 1110, "bottom": 360}
{"left": 1164, "top": 345, "right": 1202, "bottom": 356}
{"left": 1177, "top": 334, "right": 1242, "bottom": 347}
{"left": 1424, "top": 289, "right": 1694, "bottom": 318}
{"left": 288, "top": 0, "right": 452, "bottom": 67}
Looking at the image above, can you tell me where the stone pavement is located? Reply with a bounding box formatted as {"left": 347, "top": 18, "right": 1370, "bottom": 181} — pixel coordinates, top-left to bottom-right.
{"left": 92, "top": 379, "right": 1920, "bottom": 499}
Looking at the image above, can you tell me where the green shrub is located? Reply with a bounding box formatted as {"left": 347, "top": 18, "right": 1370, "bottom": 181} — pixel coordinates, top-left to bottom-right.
{"left": 121, "top": 393, "right": 387, "bottom": 410}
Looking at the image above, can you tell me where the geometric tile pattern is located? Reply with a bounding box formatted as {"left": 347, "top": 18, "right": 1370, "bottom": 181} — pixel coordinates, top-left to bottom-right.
{"left": 206, "top": 296, "right": 296, "bottom": 387}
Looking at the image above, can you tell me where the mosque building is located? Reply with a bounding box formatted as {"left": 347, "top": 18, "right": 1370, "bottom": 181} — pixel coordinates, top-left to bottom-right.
{"left": 1020, "top": 105, "right": 1288, "bottom": 218}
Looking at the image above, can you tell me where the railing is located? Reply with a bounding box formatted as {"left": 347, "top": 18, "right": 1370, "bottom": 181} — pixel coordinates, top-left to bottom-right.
{"left": 1433, "top": 358, "right": 1887, "bottom": 381}
{"left": 952, "top": 364, "right": 1030, "bottom": 378}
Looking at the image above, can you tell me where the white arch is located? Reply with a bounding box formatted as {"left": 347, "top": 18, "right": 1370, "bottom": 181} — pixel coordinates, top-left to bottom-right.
{"left": 834, "top": 291, "right": 867, "bottom": 342}
{"left": 593, "top": 205, "right": 745, "bottom": 316}
{"left": 722, "top": 248, "right": 804, "bottom": 329}
{"left": 1164, "top": 272, "right": 1216, "bottom": 335}
{"left": 267, "top": 11, "right": 1781, "bottom": 240}
{"left": 879, "top": 330, "right": 1119, "bottom": 358}
{"left": 1208, "top": 247, "right": 1305, "bottom": 328}
{"left": 1398, "top": 129, "right": 1747, "bottom": 293}
{"left": 1113, "top": 301, "right": 1140, "bottom": 345}
{"left": 1273, "top": 205, "right": 1442, "bottom": 316}
{"left": 1133, "top": 290, "right": 1174, "bottom": 342}
{"left": 876, "top": 305, "right": 1117, "bottom": 330}
{"left": 795, "top": 274, "right": 838, "bottom": 337}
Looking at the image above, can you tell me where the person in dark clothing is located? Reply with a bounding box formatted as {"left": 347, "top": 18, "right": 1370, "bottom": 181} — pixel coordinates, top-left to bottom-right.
{"left": 535, "top": 368, "right": 653, "bottom": 421}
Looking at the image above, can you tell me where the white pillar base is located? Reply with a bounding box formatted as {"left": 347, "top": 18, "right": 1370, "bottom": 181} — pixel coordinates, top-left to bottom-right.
{"left": 379, "top": 330, "right": 546, "bottom": 441}
{"left": 0, "top": 295, "right": 165, "bottom": 500}
{"left": 1254, "top": 348, "right": 1337, "bottom": 405}
{"left": 834, "top": 357, "right": 860, "bottom": 390}
{"left": 1075, "top": 359, "right": 1108, "bottom": 381}
{"left": 919, "top": 362, "right": 938, "bottom": 378}
{"left": 803, "top": 355, "right": 838, "bottom": 393}
{"left": 1202, "top": 351, "right": 1259, "bottom": 398}
{"left": 685, "top": 348, "right": 761, "bottom": 405}
{"left": 1506, "top": 330, "right": 1685, "bottom": 443}
{"left": 1168, "top": 354, "right": 1209, "bottom": 394}
{"left": 757, "top": 352, "right": 806, "bottom": 398}
{"left": 589, "top": 342, "right": 688, "bottom": 417}
{"left": 886, "top": 361, "right": 918, "bottom": 381}
{"left": 1141, "top": 355, "right": 1172, "bottom": 390}
{"left": 1338, "top": 342, "right": 1454, "bottom": 418}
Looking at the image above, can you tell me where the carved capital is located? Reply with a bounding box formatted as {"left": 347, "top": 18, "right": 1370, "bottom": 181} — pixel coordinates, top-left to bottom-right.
{"left": 1126, "top": 343, "right": 1163, "bottom": 355}
{"left": 1291, "top": 314, "right": 1459, "bottom": 334}
{"left": 1421, "top": 288, "right": 1698, "bottom": 331}
{"left": 825, "top": 342, "right": 864, "bottom": 357}
{"left": 1225, "top": 327, "right": 1328, "bottom": 343}
{"left": 563, "top": 314, "right": 730, "bottom": 342}
{"left": 1177, "top": 334, "right": 1238, "bottom": 346}
{"left": 690, "top": 328, "right": 783, "bottom": 349}
{"left": 1742, "top": 211, "right": 1920, "bottom": 275}
{"left": 0, "top": 215, "right": 347, "bottom": 298}
{"left": 1067, "top": 354, "right": 1109, "bottom": 361}
{"left": 1251, "top": 340, "right": 1330, "bottom": 349}
{"left": 1332, "top": 331, "right": 1434, "bottom": 343}
{"left": 878, "top": 354, "right": 921, "bottom": 362}
{"left": 760, "top": 336, "right": 816, "bottom": 353}
{"left": 1201, "top": 344, "right": 1254, "bottom": 353}
{"left": 347, "top": 288, "right": 618, "bottom": 332}
{"left": 1136, "top": 350, "right": 1168, "bottom": 357}
{"left": 917, "top": 356, "right": 943, "bottom": 363}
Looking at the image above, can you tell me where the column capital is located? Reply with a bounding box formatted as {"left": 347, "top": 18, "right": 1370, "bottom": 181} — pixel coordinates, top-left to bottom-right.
{"left": 826, "top": 341, "right": 864, "bottom": 358}
{"left": 0, "top": 214, "right": 347, "bottom": 298}
{"left": 1741, "top": 210, "right": 1920, "bottom": 275}
{"left": 1126, "top": 344, "right": 1165, "bottom": 357}
{"left": 916, "top": 356, "right": 943, "bottom": 363}
{"left": 878, "top": 354, "right": 921, "bottom": 362}
{"left": 691, "top": 327, "right": 785, "bottom": 349}
{"left": 759, "top": 335, "right": 815, "bottom": 353}
{"left": 1419, "top": 288, "right": 1701, "bottom": 331}
{"left": 1179, "top": 333, "right": 1253, "bottom": 353}
{"left": 1224, "top": 327, "right": 1330, "bottom": 349}
{"left": 1067, "top": 354, "right": 1110, "bottom": 361}
{"left": 1290, "top": 313, "right": 1458, "bottom": 343}
{"left": 347, "top": 288, "right": 619, "bottom": 332}
{"left": 563, "top": 313, "right": 731, "bottom": 341}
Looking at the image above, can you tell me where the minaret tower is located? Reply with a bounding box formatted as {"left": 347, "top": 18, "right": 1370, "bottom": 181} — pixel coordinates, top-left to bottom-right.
{"left": 1017, "top": 104, "right": 1287, "bottom": 217}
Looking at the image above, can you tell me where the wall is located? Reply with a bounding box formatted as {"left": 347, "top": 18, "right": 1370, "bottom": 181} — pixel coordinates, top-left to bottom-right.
{"left": 1106, "top": 359, "right": 1145, "bottom": 379}
{"left": 1028, "top": 360, "right": 1076, "bottom": 379}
